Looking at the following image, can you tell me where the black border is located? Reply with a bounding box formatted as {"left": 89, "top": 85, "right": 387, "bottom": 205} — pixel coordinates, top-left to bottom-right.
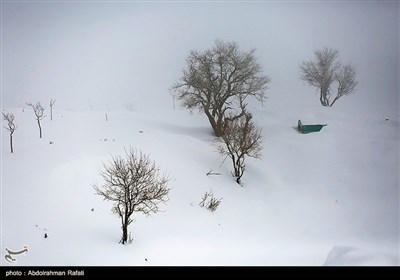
{"left": 1, "top": 266, "right": 399, "bottom": 278}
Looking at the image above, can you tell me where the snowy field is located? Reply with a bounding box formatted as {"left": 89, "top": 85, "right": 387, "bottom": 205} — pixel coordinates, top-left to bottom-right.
{"left": 1, "top": 0, "right": 399, "bottom": 267}
{"left": 1, "top": 96, "right": 399, "bottom": 266}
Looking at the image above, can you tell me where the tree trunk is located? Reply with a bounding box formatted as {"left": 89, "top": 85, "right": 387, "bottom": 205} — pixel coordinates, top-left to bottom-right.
{"left": 120, "top": 214, "right": 130, "bottom": 244}
{"left": 330, "top": 95, "right": 340, "bottom": 107}
{"left": 205, "top": 111, "right": 222, "bottom": 137}
{"left": 120, "top": 223, "right": 128, "bottom": 244}
{"left": 231, "top": 156, "right": 243, "bottom": 185}
{"left": 324, "top": 95, "right": 330, "bottom": 106}
{"left": 38, "top": 120, "right": 42, "bottom": 138}
{"left": 216, "top": 114, "right": 226, "bottom": 137}
{"left": 10, "top": 134, "right": 13, "bottom": 153}
{"left": 235, "top": 158, "right": 242, "bottom": 185}
{"left": 234, "top": 156, "right": 246, "bottom": 186}
{"left": 50, "top": 107, "right": 53, "bottom": 121}
{"left": 320, "top": 88, "right": 329, "bottom": 106}
{"left": 230, "top": 155, "right": 237, "bottom": 177}
{"left": 319, "top": 90, "right": 324, "bottom": 105}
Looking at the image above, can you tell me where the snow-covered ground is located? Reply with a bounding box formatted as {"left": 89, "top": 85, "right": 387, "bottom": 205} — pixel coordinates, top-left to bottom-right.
{"left": 1, "top": 96, "right": 399, "bottom": 266}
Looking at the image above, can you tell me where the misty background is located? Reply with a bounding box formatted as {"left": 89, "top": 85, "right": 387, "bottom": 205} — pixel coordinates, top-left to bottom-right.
{"left": 1, "top": 0, "right": 399, "bottom": 112}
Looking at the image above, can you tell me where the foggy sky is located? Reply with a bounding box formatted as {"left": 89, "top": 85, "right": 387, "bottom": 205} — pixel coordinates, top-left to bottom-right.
{"left": 1, "top": 0, "right": 399, "bottom": 112}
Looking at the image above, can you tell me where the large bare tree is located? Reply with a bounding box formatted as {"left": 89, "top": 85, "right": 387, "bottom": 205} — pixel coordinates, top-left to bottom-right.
{"left": 2, "top": 112, "right": 17, "bottom": 153}
{"left": 300, "top": 47, "right": 358, "bottom": 107}
{"left": 216, "top": 113, "right": 263, "bottom": 185}
{"left": 94, "top": 149, "right": 170, "bottom": 244}
{"left": 171, "top": 40, "right": 270, "bottom": 137}
{"left": 27, "top": 102, "right": 45, "bottom": 138}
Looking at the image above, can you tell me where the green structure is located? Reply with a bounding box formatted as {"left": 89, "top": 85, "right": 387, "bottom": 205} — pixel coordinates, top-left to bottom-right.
{"left": 298, "top": 120, "right": 327, "bottom": 134}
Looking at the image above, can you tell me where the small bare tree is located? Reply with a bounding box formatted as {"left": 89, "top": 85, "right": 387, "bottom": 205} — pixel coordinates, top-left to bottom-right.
{"left": 49, "top": 99, "right": 56, "bottom": 120}
{"left": 300, "top": 47, "right": 357, "bottom": 107}
{"left": 2, "top": 112, "right": 17, "bottom": 153}
{"left": 171, "top": 39, "right": 270, "bottom": 137}
{"left": 216, "top": 113, "right": 263, "bottom": 185}
{"left": 331, "top": 64, "right": 358, "bottom": 107}
{"left": 27, "top": 102, "right": 45, "bottom": 138}
{"left": 94, "top": 148, "right": 170, "bottom": 244}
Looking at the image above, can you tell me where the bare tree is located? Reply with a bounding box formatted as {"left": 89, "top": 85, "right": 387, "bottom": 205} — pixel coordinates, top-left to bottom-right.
{"left": 50, "top": 99, "right": 56, "bottom": 121}
{"left": 331, "top": 64, "right": 358, "bottom": 107}
{"left": 2, "top": 112, "right": 17, "bottom": 153}
{"left": 27, "top": 102, "right": 45, "bottom": 138}
{"left": 216, "top": 113, "right": 263, "bottom": 185}
{"left": 300, "top": 47, "right": 357, "bottom": 107}
{"left": 171, "top": 39, "right": 270, "bottom": 137}
{"left": 93, "top": 148, "right": 170, "bottom": 244}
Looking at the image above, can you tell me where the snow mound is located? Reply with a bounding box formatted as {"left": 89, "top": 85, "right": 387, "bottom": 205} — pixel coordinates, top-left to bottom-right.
{"left": 323, "top": 246, "right": 398, "bottom": 266}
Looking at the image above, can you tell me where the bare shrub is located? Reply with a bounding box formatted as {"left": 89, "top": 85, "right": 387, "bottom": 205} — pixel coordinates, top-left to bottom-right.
{"left": 199, "top": 191, "right": 222, "bottom": 212}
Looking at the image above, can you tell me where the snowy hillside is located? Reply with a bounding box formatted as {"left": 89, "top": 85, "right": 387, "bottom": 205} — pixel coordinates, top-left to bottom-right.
{"left": 1, "top": 100, "right": 398, "bottom": 266}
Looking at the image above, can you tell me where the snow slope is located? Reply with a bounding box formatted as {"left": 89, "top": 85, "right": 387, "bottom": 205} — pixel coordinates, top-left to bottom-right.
{"left": 1, "top": 100, "right": 399, "bottom": 266}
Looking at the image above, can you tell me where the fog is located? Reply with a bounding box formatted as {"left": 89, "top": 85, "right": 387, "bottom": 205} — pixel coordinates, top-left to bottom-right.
{"left": 2, "top": 1, "right": 399, "bottom": 112}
